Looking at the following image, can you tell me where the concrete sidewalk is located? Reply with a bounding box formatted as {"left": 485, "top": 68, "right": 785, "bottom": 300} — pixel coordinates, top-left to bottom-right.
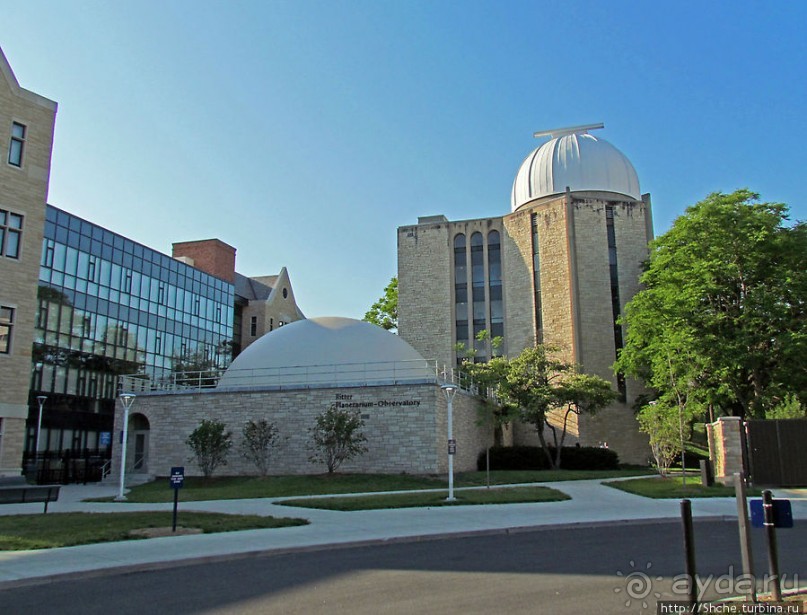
{"left": 0, "top": 479, "right": 805, "bottom": 588}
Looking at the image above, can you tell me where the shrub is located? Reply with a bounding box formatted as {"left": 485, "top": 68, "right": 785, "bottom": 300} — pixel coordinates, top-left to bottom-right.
{"left": 241, "top": 419, "right": 280, "bottom": 476}
{"left": 186, "top": 419, "right": 232, "bottom": 478}
{"left": 308, "top": 404, "right": 368, "bottom": 473}
{"left": 476, "top": 445, "right": 619, "bottom": 471}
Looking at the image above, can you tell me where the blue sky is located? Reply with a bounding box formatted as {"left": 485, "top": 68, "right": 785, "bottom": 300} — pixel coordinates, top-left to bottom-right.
{"left": 3, "top": 1, "right": 805, "bottom": 319}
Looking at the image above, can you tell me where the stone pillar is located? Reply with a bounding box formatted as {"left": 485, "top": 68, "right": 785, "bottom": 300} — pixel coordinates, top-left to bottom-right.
{"left": 708, "top": 416, "right": 745, "bottom": 484}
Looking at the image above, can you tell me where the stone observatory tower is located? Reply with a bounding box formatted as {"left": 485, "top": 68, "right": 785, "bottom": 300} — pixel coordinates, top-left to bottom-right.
{"left": 397, "top": 123, "right": 653, "bottom": 462}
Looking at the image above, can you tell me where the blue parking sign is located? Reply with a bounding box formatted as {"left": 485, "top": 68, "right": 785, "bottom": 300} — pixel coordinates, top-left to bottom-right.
{"left": 170, "top": 466, "right": 185, "bottom": 489}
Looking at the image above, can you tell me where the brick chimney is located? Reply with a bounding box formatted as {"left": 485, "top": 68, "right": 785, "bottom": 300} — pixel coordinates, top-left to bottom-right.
{"left": 172, "top": 239, "right": 236, "bottom": 284}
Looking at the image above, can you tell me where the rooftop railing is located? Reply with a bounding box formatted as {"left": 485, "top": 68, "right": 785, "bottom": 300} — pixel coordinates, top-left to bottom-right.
{"left": 118, "top": 361, "right": 489, "bottom": 397}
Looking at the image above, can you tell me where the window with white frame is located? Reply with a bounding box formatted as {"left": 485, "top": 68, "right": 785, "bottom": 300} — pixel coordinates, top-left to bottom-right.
{"left": 0, "top": 306, "right": 14, "bottom": 354}
{"left": 8, "top": 122, "right": 26, "bottom": 167}
{"left": 0, "top": 209, "right": 23, "bottom": 259}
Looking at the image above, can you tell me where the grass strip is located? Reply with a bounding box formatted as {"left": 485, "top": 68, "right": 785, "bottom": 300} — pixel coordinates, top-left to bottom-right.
{"left": 276, "top": 486, "right": 570, "bottom": 511}
{"left": 0, "top": 511, "right": 308, "bottom": 551}
{"left": 94, "top": 469, "right": 652, "bottom": 503}
{"left": 604, "top": 475, "right": 762, "bottom": 499}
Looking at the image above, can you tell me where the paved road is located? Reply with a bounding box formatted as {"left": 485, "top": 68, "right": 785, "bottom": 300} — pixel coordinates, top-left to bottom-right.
{"left": 2, "top": 519, "right": 804, "bottom": 615}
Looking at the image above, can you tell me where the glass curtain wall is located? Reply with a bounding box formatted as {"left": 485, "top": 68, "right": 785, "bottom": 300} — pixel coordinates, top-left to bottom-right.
{"left": 28, "top": 206, "right": 235, "bottom": 458}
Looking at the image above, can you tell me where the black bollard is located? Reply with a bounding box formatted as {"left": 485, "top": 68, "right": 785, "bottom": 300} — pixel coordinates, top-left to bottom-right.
{"left": 762, "top": 490, "right": 782, "bottom": 601}
{"left": 681, "top": 499, "right": 698, "bottom": 606}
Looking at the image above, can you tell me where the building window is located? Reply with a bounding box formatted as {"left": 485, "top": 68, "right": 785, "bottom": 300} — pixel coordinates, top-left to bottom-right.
{"left": 605, "top": 205, "right": 627, "bottom": 399}
{"left": 530, "top": 214, "right": 543, "bottom": 343}
{"left": 0, "top": 306, "right": 14, "bottom": 354}
{"left": 487, "top": 230, "right": 504, "bottom": 354}
{"left": 269, "top": 318, "right": 273, "bottom": 331}
{"left": 453, "top": 233, "right": 468, "bottom": 361}
{"left": 8, "top": 122, "right": 26, "bottom": 167}
{"left": 0, "top": 209, "right": 23, "bottom": 259}
{"left": 250, "top": 316, "right": 257, "bottom": 336}
{"left": 470, "top": 232, "right": 486, "bottom": 360}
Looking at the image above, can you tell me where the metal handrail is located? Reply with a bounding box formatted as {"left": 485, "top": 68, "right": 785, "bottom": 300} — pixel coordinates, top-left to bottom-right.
{"left": 118, "top": 360, "right": 489, "bottom": 397}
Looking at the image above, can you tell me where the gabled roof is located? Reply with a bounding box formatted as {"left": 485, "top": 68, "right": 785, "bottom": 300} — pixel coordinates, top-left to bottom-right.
{"left": 234, "top": 272, "right": 275, "bottom": 301}
{"left": 0, "top": 46, "right": 58, "bottom": 111}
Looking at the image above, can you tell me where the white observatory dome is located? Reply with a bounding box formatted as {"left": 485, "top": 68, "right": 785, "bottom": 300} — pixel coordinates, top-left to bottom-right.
{"left": 217, "top": 317, "right": 434, "bottom": 388}
{"left": 511, "top": 125, "right": 640, "bottom": 211}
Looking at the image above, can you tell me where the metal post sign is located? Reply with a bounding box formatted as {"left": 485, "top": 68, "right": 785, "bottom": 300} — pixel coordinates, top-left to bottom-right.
{"left": 750, "top": 498, "right": 793, "bottom": 528}
{"left": 170, "top": 466, "right": 185, "bottom": 489}
{"left": 448, "top": 439, "right": 457, "bottom": 455}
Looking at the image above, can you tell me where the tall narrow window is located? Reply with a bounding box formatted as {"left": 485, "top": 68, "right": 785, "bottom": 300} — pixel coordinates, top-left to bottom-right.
{"left": 8, "top": 122, "right": 26, "bottom": 167}
{"left": 470, "top": 232, "right": 486, "bottom": 361}
{"left": 453, "top": 234, "right": 468, "bottom": 361}
{"left": 87, "top": 256, "right": 97, "bottom": 282}
{"left": 250, "top": 316, "right": 257, "bottom": 336}
{"left": 606, "top": 205, "right": 626, "bottom": 399}
{"left": 531, "top": 214, "right": 543, "bottom": 343}
{"left": 487, "top": 230, "right": 504, "bottom": 352}
{"left": 0, "top": 209, "right": 23, "bottom": 259}
{"left": 0, "top": 306, "right": 14, "bottom": 354}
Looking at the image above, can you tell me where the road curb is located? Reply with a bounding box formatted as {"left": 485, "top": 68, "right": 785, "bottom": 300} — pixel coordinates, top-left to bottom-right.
{"left": 0, "top": 515, "right": 733, "bottom": 590}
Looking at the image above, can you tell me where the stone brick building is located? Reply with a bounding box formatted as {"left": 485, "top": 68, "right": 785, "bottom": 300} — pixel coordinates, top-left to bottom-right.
{"left": 0, "top": 47, "right": 57, "bottom": 476}
{"left": 398, "top": 124, "right": 653, "bottom": 464}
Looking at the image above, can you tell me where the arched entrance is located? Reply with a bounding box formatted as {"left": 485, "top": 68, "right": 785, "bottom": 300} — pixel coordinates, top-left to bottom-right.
{"left": 128, "top": 413, "right": 150, "bottom": 474}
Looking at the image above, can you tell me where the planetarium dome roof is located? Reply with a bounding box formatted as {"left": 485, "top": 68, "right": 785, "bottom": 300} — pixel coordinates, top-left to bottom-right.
{"left": 217, "top": 317, "right": 434, "bottom": 389}
{"left": 510, "top": 124, "right": 640, "bottom": 212}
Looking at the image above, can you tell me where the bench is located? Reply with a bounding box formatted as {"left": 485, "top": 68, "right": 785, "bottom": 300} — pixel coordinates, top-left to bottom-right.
{"left": 0, "top": 477, "right": 60, "bottom": 513}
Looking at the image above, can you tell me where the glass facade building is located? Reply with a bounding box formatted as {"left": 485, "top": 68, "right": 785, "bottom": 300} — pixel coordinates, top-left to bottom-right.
{"left": 28, "top": 205, "right": 234, "bottom": 457}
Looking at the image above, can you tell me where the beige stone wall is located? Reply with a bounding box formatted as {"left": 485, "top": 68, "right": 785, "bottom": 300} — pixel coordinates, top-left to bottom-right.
{"left": 524, "top": 198, "right": 576, "bottom": 363}
{"left": 0, "top": 49, "right": 57, "bottom": 476}
{"left": 112, "top": 383, "right": 491, "bottom": 478}
{"left": 434, "top": 389, "right": 494, "bottom": 474}
{"left": 0, "top": 418, "right": 26, "bottom": 475}
{"left": 708, "top": 417, "right": 745, "bottom": 484}
{"left": 501, "top": 208, "right": 536, "bottom": 355}
{"left": 571, "top": 199, "right": 615, "bottom": 379}
{"left": 398, "top": 221, "right": 453, "bottom": 369}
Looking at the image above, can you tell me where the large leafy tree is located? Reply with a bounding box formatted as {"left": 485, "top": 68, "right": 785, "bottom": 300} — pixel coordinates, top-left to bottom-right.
{"left": 616, "top": 190, "right": 806, "bottom": 419}
{"left": 363, "top": 277, "right": 398, "bottom": 332}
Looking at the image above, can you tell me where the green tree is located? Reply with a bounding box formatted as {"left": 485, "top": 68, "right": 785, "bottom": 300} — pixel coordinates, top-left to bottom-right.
{"left": 308, "top": 404, "right": 368, "bottom": 473}
{"left": 484, "top": 346, "right": 616, "bottom": 469}
{"left": 363, "top": 277, "right": 398, "bottom": 332}
{"left": 616, "top": 190, "right": 806, "bottom": 420}
{"left": 765, "top": 394, "right": 806, "bottom": 420}
{"left": 550, "top": 372, "right": 618, "bottom": 452}
{"left": 186, "top": 419, "right": 232, "bottom": 478}
{"left": 240, "top": 419, "right": 280, "bottom": 476}
{"left": 637, "top": 401, "right": 688, "bottom": 476}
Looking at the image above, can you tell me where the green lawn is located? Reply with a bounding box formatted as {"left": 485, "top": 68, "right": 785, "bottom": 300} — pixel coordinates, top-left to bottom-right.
{"left": 97, "top": 469, "right": 653, "bottom": 503}
{"left": 277, "top": 486, "right": 570, "bottom": 511}
{"left": 604, "top": 475, "right": 761, "bottom": 499}
{"left": 0, "top": 512, "right": 308, "bottom": 551}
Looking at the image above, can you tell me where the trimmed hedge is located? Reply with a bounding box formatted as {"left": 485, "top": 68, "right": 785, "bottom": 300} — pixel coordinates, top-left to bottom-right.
{"left": 477, "top": 445, "right": 620, "bottom": 471}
